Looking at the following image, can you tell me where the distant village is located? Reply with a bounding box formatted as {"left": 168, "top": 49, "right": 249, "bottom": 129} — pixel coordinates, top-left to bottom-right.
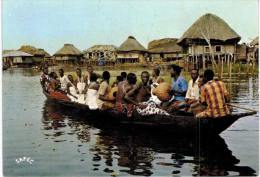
{"left": 2, "top": 13, "right": 259, "bottom": 70}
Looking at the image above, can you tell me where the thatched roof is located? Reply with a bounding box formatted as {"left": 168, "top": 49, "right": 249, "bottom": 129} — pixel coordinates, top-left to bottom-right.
{"left": 54, "top": 44, "right": 82, "bottom": 56}
{"left": 3, "top": 50, "right": 33, "bottom": 57}
{"left": 18, "top": 45, "right": 38, "bottom": 55}
{"left": 117, "top": 36, "right": 146, "bottom": 52}
{"left": 250, "top": 36, "right": 258, "bottom": 46}
{"left": 178, "top": 13, "right": 241, "bottom": 45}
{"left": 148, "top": 38, "right": 182, "bottom": 53}
{"left": 35, "top": 49, "right": 51, "bottom": 57}
{"left": 18, "top": 45, "right": 50, "bottom": 57}
{"left": 84, "top": 45, "right": 117, "bottom": 53}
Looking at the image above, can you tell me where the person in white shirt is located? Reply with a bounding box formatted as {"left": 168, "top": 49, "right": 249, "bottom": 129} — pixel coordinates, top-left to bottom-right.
{"left": 85, "top": 73, "right": 99, "bottom": 110}
{"left": 185, "top": 69, "right": 200, "bottom": 101}
{"left": 58, "top": 69, "right": 70, "bottom": 92}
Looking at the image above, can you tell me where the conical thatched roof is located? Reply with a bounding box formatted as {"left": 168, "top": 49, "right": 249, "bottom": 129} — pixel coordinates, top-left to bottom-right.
{"left": 54, "top": 44, "right": 82, "bottom": 56}
{"left": 148, "top": 38, "right": 182, "bottom": 53}
{"left": 117, "top": 36, "right": 146, "bottom": 52}
{"left": 178, "top": 13, "right": 241, "bottom": 45}
{"left": 84, "top": 45, "right": 117, "bottom": 53}
{"left": 250, "top": 36, "right": 258, "bottom": 46}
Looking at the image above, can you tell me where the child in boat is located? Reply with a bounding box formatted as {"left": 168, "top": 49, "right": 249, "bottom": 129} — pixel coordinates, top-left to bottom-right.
{"left": 85, "top": 73, "right": 99, "bottom": 110}
{"left": 66, "top": 75, "right": 79, "bottom": 102}
{"left": 96, "top": 71, "right": 115, "bottom": 110}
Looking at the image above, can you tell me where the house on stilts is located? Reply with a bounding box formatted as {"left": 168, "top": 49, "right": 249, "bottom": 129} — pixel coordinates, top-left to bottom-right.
{"left": 148, "top": 38, "right": 183, "bottom": 63}
{"left": 53, "top": 44, "right": 83, "bottom": 65}
{"left": 177, "top": 13, "right": 241, "bottom": 70}
{"left": 83, "top": 45, "right": 117, "bottom": 66}
{"left": 116, "top": 36, "right": 147, "bottom": 64}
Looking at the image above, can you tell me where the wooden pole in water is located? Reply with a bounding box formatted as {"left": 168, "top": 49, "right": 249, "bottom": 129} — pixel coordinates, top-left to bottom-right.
{"left": 229, "top": 54, "right": 232, "bottom": 78}
{"left": 238, "top": 60, "right": 241, "bottom": 77}
{"left": 221, "top": 55, "right": 224, "bottom": 79}
{"left": 202, "top": 54, "right": 206, "bottom": 72}
{"left": 228, "top": 55, "right": 230, "bottom": 73}
{"left": 217, "top": 54, "right": 222, "bottom": 79}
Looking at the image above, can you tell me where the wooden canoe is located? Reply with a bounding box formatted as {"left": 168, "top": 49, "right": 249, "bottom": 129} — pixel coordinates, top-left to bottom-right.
{"left": 42, "top": 90, "right": 257, "bottom": 136}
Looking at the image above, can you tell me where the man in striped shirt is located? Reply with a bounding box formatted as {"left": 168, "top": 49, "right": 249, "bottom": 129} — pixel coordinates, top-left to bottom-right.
{"left": 196, "top": 69, "right": 230, "bottom": 118}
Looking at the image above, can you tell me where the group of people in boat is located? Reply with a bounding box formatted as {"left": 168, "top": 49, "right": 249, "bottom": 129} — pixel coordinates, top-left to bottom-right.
{"left": 40, "top": 64, "right": 231, "bottom": 118}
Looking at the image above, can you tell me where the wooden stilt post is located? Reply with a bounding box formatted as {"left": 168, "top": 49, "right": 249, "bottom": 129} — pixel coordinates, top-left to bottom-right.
{"left": 238, "top": 60, "right": 241, "bottom": 77}
{"left": 229, "top": 54, "right": 232, "bottom": 78}
{"left": 228, "top": 55, "right": 230, "bottom": 73}
{"left": 202, "top": 54, "right": 206, "bottom": 72}
{"left": 221, "top": 55, "right": 224, "bottom": 79}
{"left": 217, "top": 54, "right": 221, "bottom": 79}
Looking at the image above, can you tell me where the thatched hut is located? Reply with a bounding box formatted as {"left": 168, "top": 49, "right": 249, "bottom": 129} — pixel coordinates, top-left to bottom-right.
{"left": 53, "top": 44, "right": 83, "bottom": 65}
{"left": 83, "top": 45, "right": 117, "bottom": 66}
{"left": 3, "top": 50, "right": 33, "bottom": 67}
{"left": 177, "top": 13, "right": 241, "bottom": 69}
{"left": 117, "top": 36, "right": 147, "bottom": 64}
{"left": 148, "top": 38, "right": 183, "bottom": 62}
{"left": 247, "top": 36, "right": 258, "bottom": 63}
{"left": 18, "top": 45, "right": 50, "bottom": 65}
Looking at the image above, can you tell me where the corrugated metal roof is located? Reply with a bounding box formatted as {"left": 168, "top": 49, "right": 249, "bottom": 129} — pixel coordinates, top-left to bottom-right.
{"left": 3, "top": 50, "right": 33, "bottom": 57}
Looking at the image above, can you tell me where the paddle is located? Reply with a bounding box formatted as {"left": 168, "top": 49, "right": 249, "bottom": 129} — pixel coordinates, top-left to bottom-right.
{"left": 227, "top": 103, "right": 258, "bottom": 113}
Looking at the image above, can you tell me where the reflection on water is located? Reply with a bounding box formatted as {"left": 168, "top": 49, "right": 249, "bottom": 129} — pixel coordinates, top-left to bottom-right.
{"left": 41, "top": 100, "right": 256, "bottom": 176}
{"left": 3, "top": 69, "right": 258, "bottom": 176}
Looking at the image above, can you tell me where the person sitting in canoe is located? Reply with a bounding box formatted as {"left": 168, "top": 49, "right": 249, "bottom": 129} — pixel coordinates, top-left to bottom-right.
{"left": 85, "top": 73, "right": 99, "bottom": 110}
{"left": 120, "top": 72, "right": 127, "bottom": 81}
{"left": 96, "top": 71, "right": 115, "bottom": 110}
{"left": 76, "top": 68, "right": 87, "bottom": 104}
{"left": 116, "top": 73, "right": 138, "bottom": 117}
{"left": 40, "top": 67, "right": 51, "bottom": 92}
{"left": 125, "top": 71, "right": 151, "bottom": 103}
{"left": 149, "top": 67, "right": 165, "bottom": 105}
{"left": 184, "top": 68, "right": 202, "bottom": 113}
{"left": 48, "top": 72, "right": 60, "bottom": 92}
{"left": 166, "top": 64, "right": 188, "bottom": 111}
{"left": 196, "top": 69, "right": 231, "bottom": 118}
{"left": 66, "top": 74, "right": 79, "bottom": 102}
{"left": 85, "top": 65, "right": 94, "bottom": 85}
{"left": 185, "top": 68, "right": 200, "bottom": 101}
{"left": 112, "top": 75, "right": 123, "bottom": 88}
{"left": 125, "top": 71, "right": 169, "bottom": 116}
{"left": 58, "top": 68, "right": 70, "bottom": 93}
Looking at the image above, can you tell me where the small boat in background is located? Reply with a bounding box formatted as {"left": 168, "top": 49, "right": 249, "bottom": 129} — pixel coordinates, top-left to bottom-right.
{"left": 3, "top": 64, "right": 9, "bottom": 71}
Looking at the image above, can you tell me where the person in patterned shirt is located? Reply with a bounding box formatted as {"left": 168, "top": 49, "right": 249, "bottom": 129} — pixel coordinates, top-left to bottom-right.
{"left": 196, "top": 69, "right": 231, "bottom": 118}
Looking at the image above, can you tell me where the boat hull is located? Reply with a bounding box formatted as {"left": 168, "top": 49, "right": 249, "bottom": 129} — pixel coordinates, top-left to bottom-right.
{"left": 43, "top": 90, "right": 256, "bottom": 136}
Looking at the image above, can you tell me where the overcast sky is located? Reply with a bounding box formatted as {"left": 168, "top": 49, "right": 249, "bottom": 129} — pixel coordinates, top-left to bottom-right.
{"left": 3, "top": 0, "right": 259, "bottom": 54}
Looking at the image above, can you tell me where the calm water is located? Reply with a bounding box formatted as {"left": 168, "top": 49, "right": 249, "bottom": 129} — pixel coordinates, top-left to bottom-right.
{"left": 3, "top": 68, "right": 259, "bottom": 176}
